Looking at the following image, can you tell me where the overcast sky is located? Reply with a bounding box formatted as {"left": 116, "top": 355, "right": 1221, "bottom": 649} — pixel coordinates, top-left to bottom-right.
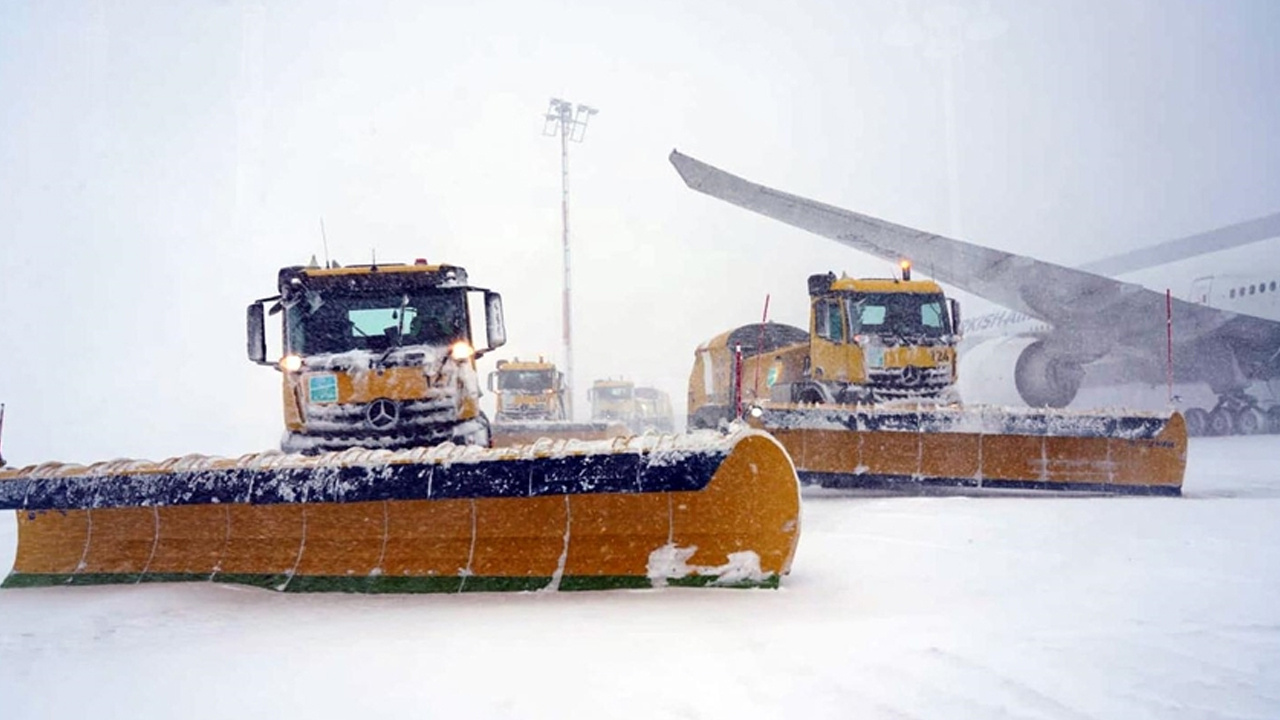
{"left": 2, "top": 0, "right": 1278, "bottom": 464}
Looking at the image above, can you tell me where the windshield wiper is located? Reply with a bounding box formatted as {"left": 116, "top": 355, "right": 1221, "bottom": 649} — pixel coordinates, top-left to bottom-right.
{"left": 377, "top": 294, "right": 412, "bottom": 365}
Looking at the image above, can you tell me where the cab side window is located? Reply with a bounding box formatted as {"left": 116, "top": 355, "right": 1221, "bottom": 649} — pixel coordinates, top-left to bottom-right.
{"left": 814, "top": 299, "right": 844, "bottom": 342}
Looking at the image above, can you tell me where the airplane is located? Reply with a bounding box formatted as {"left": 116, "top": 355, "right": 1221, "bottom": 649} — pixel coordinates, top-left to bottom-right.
{"left": 668, "top": 150, "right": 1280, "bottom": 437}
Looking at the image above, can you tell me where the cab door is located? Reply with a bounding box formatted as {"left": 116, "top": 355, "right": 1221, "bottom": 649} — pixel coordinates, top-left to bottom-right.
{"left": 809, "top": 296, "right": 856, "bottom": 384}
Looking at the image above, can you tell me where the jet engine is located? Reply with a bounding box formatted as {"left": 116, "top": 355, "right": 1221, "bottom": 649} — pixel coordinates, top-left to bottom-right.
{"left": 1014, "top": 339, "right": 1084, "bottom": 408}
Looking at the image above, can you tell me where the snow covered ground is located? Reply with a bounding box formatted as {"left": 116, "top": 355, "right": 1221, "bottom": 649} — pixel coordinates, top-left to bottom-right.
{"left": 1, "top": 436, "right": 1277, "bottom": 719}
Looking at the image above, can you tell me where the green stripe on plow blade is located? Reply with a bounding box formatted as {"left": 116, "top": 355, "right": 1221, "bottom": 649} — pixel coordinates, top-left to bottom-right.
{"left": 2, "top": 572, "right": 782, "bottom": 593}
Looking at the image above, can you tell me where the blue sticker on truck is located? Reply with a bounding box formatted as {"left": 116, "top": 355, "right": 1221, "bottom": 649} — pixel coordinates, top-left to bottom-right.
{"left": 308, "top": 374, "right": 338, "bottom": 403}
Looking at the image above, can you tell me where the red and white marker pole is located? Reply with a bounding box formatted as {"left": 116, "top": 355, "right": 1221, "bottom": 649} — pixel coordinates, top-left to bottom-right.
{"left": 1166, "top": 289, "right": 1174, "bottom": 405}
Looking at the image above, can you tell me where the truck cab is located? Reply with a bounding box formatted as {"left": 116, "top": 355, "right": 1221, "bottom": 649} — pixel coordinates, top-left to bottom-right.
{"left": 589, "top": 379, "right": 636, "bottom": 424}
{"left": 633, "top": 387, "right": 675, "bottom": 433}
{"left": 488, "top": 358, "right": 565, "bottom": 422}
{"left": 687, "top": 269, "right": 962, "bottom": 429}
{"left": 247, "top": 260, "right": 506, "bottom": 453}
{"left": 803, "top": 272, "right": 960, "bottom": 402}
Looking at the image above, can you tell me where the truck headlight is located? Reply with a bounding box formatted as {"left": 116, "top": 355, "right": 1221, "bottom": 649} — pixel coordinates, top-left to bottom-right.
{"left": 280, "top": 354, "right": 303, "bottom": 372}
{"left": 450, "top": 341, "right": 475, "bottom": 361}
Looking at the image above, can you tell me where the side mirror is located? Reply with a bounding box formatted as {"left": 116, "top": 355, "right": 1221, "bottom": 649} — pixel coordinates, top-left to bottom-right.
{"left": 487, "top": 371, "right": 497, "bottom": 393}
{"left": 484, "top": 291, "right": 507, "bottom": 351}
{"left": 247, "top": 302, "right": 270, "bottom": 365}
{"left": 950, "top": 298, "right": 962, "bottom": 338}
{"left": 557, "top": 372, "right": 564, "bottom": 390}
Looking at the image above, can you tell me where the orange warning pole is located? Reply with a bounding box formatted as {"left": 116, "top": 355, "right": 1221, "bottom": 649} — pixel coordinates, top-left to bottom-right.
{"left": 733, "top": 345, "right": 744, "bottom": 419}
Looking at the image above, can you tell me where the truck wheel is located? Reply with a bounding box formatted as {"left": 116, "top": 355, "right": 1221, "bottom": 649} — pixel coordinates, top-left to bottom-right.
{"left": 792, "top": 383, "right": 828, "bottom": 405}
{"left": 835, "top": 386, "right": 872, "bottom": 405}
{"left": 799, "top": 390, "right": 823, "bottom": 405}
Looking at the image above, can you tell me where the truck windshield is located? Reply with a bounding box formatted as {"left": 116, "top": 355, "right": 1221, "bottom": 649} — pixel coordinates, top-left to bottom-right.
{"left": 286, "top": 290, "right": 468, "bottom": 355}
{"left": 499, "top": 371, "right": 554, "bottom": 392}
{"left": 845, "top": 293, "right": 951, "bottom": 338}
{"left": 595, "top": 386, "right": 633, "bottom": 400}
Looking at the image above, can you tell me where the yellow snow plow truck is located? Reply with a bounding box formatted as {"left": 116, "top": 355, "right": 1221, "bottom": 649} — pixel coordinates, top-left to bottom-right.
{"left": 487, "top": 357, "right": 628, "bottom": 446}
{"left": 589, "top": 379, "right": 676, "bottom": 434}
{"left": 589, "top": 378, "right": 636, "bottom": 424}
{"left": 689, "top": 270, "right": 1187, "bottom": 495}
{"left": 634, "top": 387, "right": 676, "bottom": 434}
{"left": 0, "top": 260, "right": 801, "bottom": 592}
{"left": 250, "top": 261, "right": 501, "bottom": 453}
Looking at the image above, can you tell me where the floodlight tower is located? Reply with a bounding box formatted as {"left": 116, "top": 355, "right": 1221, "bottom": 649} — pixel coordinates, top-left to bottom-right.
{"left": 543, "top": 98, "right": 598, "bottom": 421}
{"left": 884, "top": 2, "right": 1006, "bottom": 240}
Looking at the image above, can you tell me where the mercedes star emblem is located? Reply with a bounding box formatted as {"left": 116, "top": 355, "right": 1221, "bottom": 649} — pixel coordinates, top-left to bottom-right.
{"left": 900, "top": 365, "right": 922, "bottom": 387}
{"left": 366, "top": 398, "right": 400, "bottom": 429}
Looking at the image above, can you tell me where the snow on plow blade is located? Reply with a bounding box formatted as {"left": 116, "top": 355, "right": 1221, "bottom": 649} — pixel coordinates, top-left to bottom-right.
{"left": 0, "top": 430, "right": 801, "bottom": 592}
{"left": 753, "top": 405, "right": 1186, "bottom": 496}
{"left": 490, "top": 421, "right": 631, "bottom": 448}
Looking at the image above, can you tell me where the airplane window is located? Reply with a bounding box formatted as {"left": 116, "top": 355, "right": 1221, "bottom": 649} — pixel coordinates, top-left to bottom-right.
{"left": 1230, "top": 289, "right": 1236, "bottom": 298}
{"left": 1272, "top": 282, "right": 1277, "bottom": 291}
{"left": 1250, "top": 285, "right": 1256, "bottom": 295}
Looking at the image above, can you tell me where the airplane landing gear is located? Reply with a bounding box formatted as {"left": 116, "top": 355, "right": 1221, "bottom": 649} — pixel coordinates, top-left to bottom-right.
{"left": 1208, "top": 405, "right": 1237, "bottom": 436}
{"left": 1237, "top": 407, "right": 1267, "bottom": 435}
{"left": 1184, "top": 407, "right": 1210, "bottom": 437}
{"left": 1185, "top": 392, "right": 1278, "bottom": 437}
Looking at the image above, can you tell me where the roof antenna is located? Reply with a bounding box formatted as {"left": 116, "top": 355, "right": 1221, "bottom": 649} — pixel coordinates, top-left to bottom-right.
{"left": 320, "top": 218, "right": 332, "bottom": 269}
{"left": 371, "top": 248, "right": 378, "bottom": 271}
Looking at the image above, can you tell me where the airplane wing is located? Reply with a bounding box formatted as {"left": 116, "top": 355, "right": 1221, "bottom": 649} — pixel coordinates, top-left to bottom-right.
{"left": 669, "top": 149, "right": 1252, "bottom": 350}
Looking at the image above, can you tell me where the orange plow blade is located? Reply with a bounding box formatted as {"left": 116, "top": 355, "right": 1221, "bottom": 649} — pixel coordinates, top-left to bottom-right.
{"left": 0, "top": 430, "right": 801, "bottom": 592}
{"left": 752, "top": 404, "right": 1186, "bottom": 495}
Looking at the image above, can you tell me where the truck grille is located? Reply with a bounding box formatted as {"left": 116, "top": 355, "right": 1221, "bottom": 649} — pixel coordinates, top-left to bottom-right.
{"left": 499, "top": 404, "right": 554, "bottom": 419}
{"left": 866, "top": 365, "right": 953, "bottom": 397}
{"left": 302, "top": 397, "right": 460, "bottom": 434}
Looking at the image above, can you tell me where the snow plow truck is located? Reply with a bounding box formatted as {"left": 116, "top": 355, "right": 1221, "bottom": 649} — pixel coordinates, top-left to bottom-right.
{"left": 689, "top": 269, "right": 1187, "bottom": 495}
{"left": 487, "top": 357, "right": 629, "bottom": 446}
{"left": 590, "top": 379, "right": 676, "bottom": 434}
{"left": 634, "top": 387, "right": 676, "bottom": 434}
{"left": 0, "top": 259, "right": 801, "bottom": 592}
